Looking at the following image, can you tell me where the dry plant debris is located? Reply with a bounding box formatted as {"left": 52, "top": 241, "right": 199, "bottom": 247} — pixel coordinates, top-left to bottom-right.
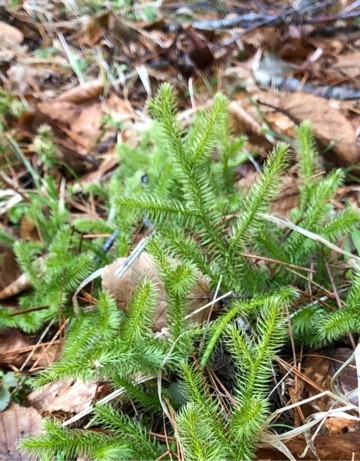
{"left": 1, "top": 1, "right": 360, "bottom": 460}
{"left": 0, "top": 404, "right": 42, "bottom": 461}
{"left": 102, "top": 252, "right": 215, "bottom": 331}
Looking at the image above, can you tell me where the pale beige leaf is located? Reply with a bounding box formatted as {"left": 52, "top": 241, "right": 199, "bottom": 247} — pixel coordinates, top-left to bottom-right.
{"left": 0, "top": 404, "right": 42, "bottom": 461}
{"left": 0, "top": 22, "right": 23, "bottom": 45}
{"left": 102, "top": 252, "right": 214, "bottom": 331}
{"left": 332, "top": 53, "right": 360, "bottom": 79}
{"left": 55, "top": 79, "right": 104, "bottom": 103}
{"left": 28, "top": 379, "right": 97, "bottom": 414}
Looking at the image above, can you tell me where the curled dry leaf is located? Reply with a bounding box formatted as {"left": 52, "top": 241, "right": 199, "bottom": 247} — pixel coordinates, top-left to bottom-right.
{"left": 0, "top": 22, "right": 24, "bottom": 44}
{"left": 0, "top": 245, "right": 33, "bottom": 301}
{"left": 0, "top": 273, "right": 32, "bottom": 301}
{"left": 55, "top": 79, "right": 105, "bottom": 103}
{"left": 0, "top": 256, "right": 45, "bottom": 301}
{"left": 102, "top": 252, "right": 214, "bottom": 332}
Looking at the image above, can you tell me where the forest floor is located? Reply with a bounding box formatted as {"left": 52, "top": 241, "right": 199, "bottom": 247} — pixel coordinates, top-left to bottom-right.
{"left": 1, "top": 1, "right": 360, "bottom": 460}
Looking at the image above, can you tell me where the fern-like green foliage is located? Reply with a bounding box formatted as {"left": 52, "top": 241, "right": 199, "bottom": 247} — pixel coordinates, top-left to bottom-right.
{"left": 292, "top": 271, "right": 360, "bottom": 345}
{"left": 32, "top": 280, "right": 167, "bottom": 387}
{"left": 20, "top": 418, "right": 155, "bottom": 461}
{"left": 176, "top": 288, "right": 296, "bottom": 461}
{"left": 116, "top": 84, "right": 289, "bottom": 295}
{"left": 0, "top": 174, "right": 116, "bottom": 332}
{"left": 0, "top": 226, "right": 94, "bottom": 332}
{"left": 33, "top": 124, "right": 58, "bottom": 168}
{"left": 17, "top": 85, "right": 360, "bottom": 461}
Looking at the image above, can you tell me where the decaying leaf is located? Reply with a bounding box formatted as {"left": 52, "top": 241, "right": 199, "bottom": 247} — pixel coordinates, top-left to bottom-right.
{"left": 228, "top": 97, "right": 273, "bottom": 155}
{"left": 0, "top": 328, "right": 60, "bottom": 369}
{"left": 0, "top": 404, "right": 42, "bottom": 461}
{"left": 0, "top": 22, "right": 24, "bottom": 45}
{"left": 28, "top": 379, "right": 97, "bottom": 414}
{"left": 0, "top": 247, "right": 22, "bottom": 294}
{"left": 36, "top": 100, "right": 103, "bottom": 152}
{"left": 332, "top": 52, "right": 360, "bottom": 80}
{"left": 0, "top": 273, "right": 32, "bottom": 301}
{"left": 0, "top": 329, "right": 31, "bottom": 366}
{"left": 19, "top": 215, "right": 41, "bottom": 241}
{"left": 102, "top": 252, "right": 214, "bottom": 331}
{"left": 6, "top": 63, "right": 59, "bottom": 95}
{"left": 257, "top": 431, "right": 360, "bottom": 460}
{"left": 280, "top": 93, "right": 360, "bottom": 165}
{"left": 302, "top": 348, "right": 360, "bottom": 435}
{"left": 237, "top": 170, "right": 299, "bottom": 219}
{"left": 0, "top": 256, "right": 46, "bottom": 301}
{"left": 271, "top": 173, "right": 299, "bottom": 218}
{"left": 229, "top": 100, "right": 263, "bottom": 137}
{"left": 55, "top": 79, "right": 105, "bottom": 103}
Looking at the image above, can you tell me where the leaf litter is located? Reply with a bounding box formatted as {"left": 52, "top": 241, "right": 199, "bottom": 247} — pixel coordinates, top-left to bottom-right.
{"left": 1, "top": 0, "right": 360, "bottom": 459}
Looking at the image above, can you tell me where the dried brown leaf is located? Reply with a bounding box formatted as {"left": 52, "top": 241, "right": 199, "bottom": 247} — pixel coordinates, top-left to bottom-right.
{"left": 257, "top": 431, "right": 360, "bottom": 460}
{"left": 0, "top": 273, "right": 32, "bottom": 301}
{"left": 302, "top": 348, "right": 358, "bottom": 423}
{"left": 0, "top": 404, "right": 42, "bottom": 461}
{"left": 28, "top": 379, "right": 97, "bottom": 414}
{"left": 228, "top": 98, "right": 272, "bottom": 154}
{"left": 229, "top": 100, "right": 263, "bottom": 137}
{"left": 21, "top": 95, "right": 122, "bottom": 173}
{"left": 55, "top": 79, "right": 104, "bottom": 104}
{"left": 0, "top": 247, "right": 21, "bottom": 293}
{"left": 271, "top": 173, "right": 299, "bottom": 218}
{"left": 6, "top": 63, "right": 58, "bottom": 95}
{"left": 237, "top": 169, "right": 299, "bottom": 219}
{"left": 36, "top": 100, "right": 103, "bottom": 158}
{"left": 242, "top": 27, "right": 281, "bottom": 51}
{"left": 80, "top": 153, "right": 118, "bottom": 185}
{"left": 280, "top": 93, "right": 360, "bottom": 165}
{"left": 332, "top": 52, "right": 360, "bottom": 80}
{"left": 0, "top": 328, "right": 60, "bottom": 368}
{"left": 20, "top": 216, "right": 41, "bottom": 241}
{"left": 0, "top": 329, "right": 31, "bottom": 365}
{"left": 0, "top": 256, "right": 46, "bottom": 301}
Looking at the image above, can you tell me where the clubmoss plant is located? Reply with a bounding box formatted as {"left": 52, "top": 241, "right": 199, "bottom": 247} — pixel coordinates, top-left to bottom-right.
{"left": 17, "top": 84, "right": 360, "bottom": 460}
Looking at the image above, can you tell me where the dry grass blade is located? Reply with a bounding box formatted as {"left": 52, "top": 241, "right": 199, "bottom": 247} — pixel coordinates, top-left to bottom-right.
{"left": 260, "top": 213, "right": 360, "bottom": 266}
